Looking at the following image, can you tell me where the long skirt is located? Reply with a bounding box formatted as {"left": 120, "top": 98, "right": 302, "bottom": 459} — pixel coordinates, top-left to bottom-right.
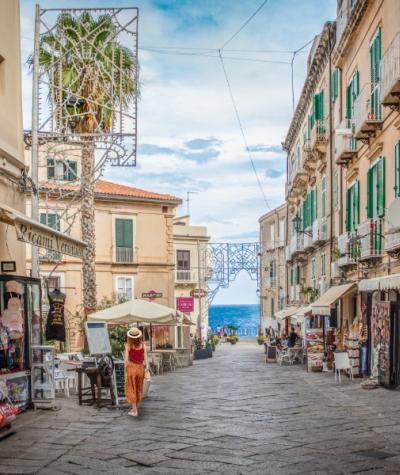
{"left": 125, "top": 362, "right": 145, "bottom": 404}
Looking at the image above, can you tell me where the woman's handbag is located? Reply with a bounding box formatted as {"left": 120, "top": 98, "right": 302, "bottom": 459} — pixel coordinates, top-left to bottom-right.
{"left": 143, "top": 368, "right": 151, "bottom": 398}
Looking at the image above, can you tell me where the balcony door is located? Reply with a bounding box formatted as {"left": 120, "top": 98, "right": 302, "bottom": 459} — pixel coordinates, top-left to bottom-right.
{"left": 115, "top": 218, "right": 134, "bottom": 263}
{"left": 177, "top": 250, "right": 190, "bottom": 281}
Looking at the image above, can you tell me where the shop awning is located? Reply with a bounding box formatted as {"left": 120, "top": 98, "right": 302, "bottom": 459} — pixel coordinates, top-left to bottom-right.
{"left": 293, "top": 305, "right": 312, "bottom": 323}
{"left": 0, "top": 204, "right": 86, "bottom": 259}
{"left": 311, "top": 283, "right": 356, "bottom": 315}
{"left": 358, "top": 277, "right": 381, "bottom": 292}
{"left": 88, "top": 299, "right": 177, "bottom": 324}
{"left": 274, "top": 306, "right": 298, "bottom": 321}
{"left": 359, "top": 273, "right": 400, "bottom": 292}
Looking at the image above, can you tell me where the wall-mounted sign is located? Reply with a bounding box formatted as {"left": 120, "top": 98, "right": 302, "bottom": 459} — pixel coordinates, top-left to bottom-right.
{"left": 177, "top": 297, "right": 194, "bottom": 313}
{"left": 1, "top": 261, "right": 16, "bottom": 273}
{"left": 142, "top": 290, "right": 162, "bottom": 300}
{"left": 0, "top": 204, "right": 86, "bottom": 259}
{"left": 190, "top": 288, "right": 208, "bottom": 298}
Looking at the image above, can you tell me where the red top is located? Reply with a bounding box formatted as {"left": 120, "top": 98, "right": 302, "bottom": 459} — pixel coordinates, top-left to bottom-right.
{"left": 128, "top": 347, "right": 144, "bottom": 364}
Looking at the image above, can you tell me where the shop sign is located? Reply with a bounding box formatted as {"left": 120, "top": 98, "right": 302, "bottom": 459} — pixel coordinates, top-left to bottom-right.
{"left": 142, "top": 290, "right": 162, "bottom": 300}
{"left": 177, "top": 297, "right": 194, "bottom": 313}
{"left": 15, "top": 221, "right": 85, "bottom": 259}
{"left": 190, "top": 288, "right": 207, "bottom": 298}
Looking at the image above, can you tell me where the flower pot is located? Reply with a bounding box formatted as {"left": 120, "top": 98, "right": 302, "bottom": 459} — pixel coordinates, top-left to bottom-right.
{"left": 193, "top": 348, "right": 212, "bottom": 360}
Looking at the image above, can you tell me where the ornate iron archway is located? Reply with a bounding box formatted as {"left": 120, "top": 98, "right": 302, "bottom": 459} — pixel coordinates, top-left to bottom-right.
{"left": 205, "top": 242, "right": 259, "bottom": 304}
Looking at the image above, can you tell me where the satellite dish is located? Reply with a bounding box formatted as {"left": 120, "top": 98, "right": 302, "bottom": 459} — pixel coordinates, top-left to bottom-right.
{"left": 386, "top": 199, "right": 400, "bottom": 232}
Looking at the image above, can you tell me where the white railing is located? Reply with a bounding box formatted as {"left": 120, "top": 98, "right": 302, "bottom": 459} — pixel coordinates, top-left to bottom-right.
{"left": 353, "top": 83, "right": 382, "bottom": 135}
{"left": 337, "top": 232, "right": 356, "bottom": 267}
{"left": 385, "top": 229, "right": 400, "bottom": 252}
{"left": 290, "top": 234, "right": 304, "bottom": 256}
{"left": 380, "top": 32, "right": 400, "bottom": 103}
{"left": 358, "top": 219, "right": 383, "bottom": 260}
{"left": 335, "top": 120, "right": 357, "bottom": 161}
{"left": 116, "top": 247, "right": 134, "bottom": 263}
{"left": 312, "top": 218, "right": 328, "bottom": 243}
{"left": 176, "top": 269, "right": 197, "bottom": 282}
{"left": 304, "top": 228, "right": 314, "bottom": 249}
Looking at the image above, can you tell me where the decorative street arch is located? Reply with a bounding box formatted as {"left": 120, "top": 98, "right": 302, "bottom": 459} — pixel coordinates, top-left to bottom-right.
{"left": 206, "top": 242, "right": 260, "bottom": 304}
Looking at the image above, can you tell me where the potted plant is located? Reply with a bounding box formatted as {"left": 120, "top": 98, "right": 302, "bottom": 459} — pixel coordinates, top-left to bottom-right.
{"left": 227, "top": 335, "right": 239, "bottom": 345}
{"left": 193, "top": 337, "right": 212, "bottom": 360}
{"left": 257, "top": 335, "right": 266, "bottom": 345}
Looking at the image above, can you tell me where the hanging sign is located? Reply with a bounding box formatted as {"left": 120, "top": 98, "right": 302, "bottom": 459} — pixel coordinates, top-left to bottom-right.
{"left": 176, "top": 297, "right": 194, "bottom": 313}
{"left": 190, "top": 288, "right": 208, "bottom": 298}
{"left": 142, "top": 290, "right": 162, "bottom": 300}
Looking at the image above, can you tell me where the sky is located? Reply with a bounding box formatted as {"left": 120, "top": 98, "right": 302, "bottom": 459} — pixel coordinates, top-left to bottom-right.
{"left": 20, "top": 0, "right": 336, "bottom": 304}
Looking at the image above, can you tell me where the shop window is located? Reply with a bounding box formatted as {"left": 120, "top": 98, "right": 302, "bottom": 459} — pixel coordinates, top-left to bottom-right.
{"left": 116, "top": 276, "right": 133, "bottom": 302}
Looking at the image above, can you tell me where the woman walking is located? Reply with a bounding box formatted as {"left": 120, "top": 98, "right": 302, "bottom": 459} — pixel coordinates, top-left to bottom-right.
{"left": 124, "top": 327, "right": 149, "bottom": 417}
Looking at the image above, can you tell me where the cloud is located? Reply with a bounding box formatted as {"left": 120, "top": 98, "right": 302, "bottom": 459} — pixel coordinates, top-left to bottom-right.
{"left": 248, "top": 144, "right": 283, "bottom": 154}
{"left": 265, "top": 169, "right": 285, "bottom": 178}
{"left": 185, "top": 137, "right": 222, "bottom": 150}
{"left": 138, "top": 144, "right": 176, "bottom": 155}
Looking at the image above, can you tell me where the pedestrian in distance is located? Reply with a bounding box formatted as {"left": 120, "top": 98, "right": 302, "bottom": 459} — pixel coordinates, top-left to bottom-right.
{"left": 287, "top": 327, "right": 299, "bottom": 348}
{"left": 124, "top": 327, "right": 149, "bottom": 417}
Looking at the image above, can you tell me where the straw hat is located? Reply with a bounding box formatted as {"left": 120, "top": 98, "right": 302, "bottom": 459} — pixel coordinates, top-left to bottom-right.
{"left": 127, "top": 327, "right": 142, "bottom": 339}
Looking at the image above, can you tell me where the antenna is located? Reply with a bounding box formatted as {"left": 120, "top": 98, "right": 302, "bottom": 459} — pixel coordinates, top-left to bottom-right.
{"left": 186, "top": 191, "right": 198, "bottom": 216}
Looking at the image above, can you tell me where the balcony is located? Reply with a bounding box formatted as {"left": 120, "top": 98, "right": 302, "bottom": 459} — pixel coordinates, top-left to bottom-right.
{"left": 289, "top": 234, "right": 305, "bottom": 260}
{"left": 358, "top": 219, "right": 383, "bottom": 262}
{"left": 337, "top": 232, "right": 357, "bottom": 268}
{"left": 312, "top": 218, "right": 328, "bottom": 245}
{"left": 380, "top": 32, "right": 400, "bottom": 110}
{"left": 385, "top": 210, "right": 400, "bottom": 256}
{"left": 353, "top": 84, "right": 383, "bottom": 141}
{"left": 289, "top": 284, "right": 301, "bottom": 303}
{"left": 115, "top": 246, "right": 134, "bottom": 263}
{"left": 335, "top": 121, "right": 357, "bottom": 165}
{"left": 288, "top": 160, "right": 308, "bottom": 193}
{"left": 176, "top": 269, "right": 197, "bottom": 283}
{"left": 310, "top": 119, "right": 328, "bottom": 155}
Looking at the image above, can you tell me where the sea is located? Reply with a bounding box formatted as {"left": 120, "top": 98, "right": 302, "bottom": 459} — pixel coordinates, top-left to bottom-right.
{"left": 209, "top": 304, "right": 259, "bottom": 337}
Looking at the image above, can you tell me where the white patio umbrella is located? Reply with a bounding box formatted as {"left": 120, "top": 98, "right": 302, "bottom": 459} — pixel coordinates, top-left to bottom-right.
{"left": 87, "top": 299, "right": 177, "bottom": 325}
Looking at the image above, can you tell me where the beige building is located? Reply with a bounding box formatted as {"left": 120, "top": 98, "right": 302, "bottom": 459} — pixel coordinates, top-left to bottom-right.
{"left": 0, "top": 0, "right": 26, "bottom": 272}
{"left": 27, "top": 173, "right": 182, "bottom": 349}
{"left": 259, "top": 204, "right": 286, "bottom": 334}
{"left": 283, "top": 22, "right": 335, "bottom": 310}
{"left": 173, "top": 215, "right": 209, "bottom": 341}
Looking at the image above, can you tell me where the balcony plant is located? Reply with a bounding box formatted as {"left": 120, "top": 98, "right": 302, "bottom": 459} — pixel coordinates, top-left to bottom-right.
{"left": 300, "top": 286, "right": 319, "bottom": 302}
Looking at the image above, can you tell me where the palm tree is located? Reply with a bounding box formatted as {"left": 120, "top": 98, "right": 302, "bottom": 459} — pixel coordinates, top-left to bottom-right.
{"left": 31, "top": 12, "right": 137, "bottom": 314}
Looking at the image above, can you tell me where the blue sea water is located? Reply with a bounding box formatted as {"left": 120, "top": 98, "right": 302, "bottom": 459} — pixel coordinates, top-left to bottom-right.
{"left": 209, "top": 304, "right": 260, "bottom": 337}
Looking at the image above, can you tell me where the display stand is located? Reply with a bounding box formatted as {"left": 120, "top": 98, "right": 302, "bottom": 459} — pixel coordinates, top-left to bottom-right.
{"left": 31, "top": 345, "right": 55, "bottom": 409}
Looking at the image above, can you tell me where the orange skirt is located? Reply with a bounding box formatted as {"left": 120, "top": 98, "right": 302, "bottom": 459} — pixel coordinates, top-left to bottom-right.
{"left": 125, "top": 362, "right": 145, "bottom": 404}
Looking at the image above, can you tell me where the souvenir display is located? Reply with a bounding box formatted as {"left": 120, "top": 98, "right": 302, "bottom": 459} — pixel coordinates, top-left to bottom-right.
{"left": 46, "top": 288, "right": 66, "bottom": 342}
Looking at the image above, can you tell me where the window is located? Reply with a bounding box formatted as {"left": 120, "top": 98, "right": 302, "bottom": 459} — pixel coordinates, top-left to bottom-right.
{"left": 370, "top": 27, "right": 381, "bottom": 120}
{"left": 115, "top": 218, "right": 133, "bottom": 263}
{"left": 177, "top": 250, "right": 190, "bottom": 270}
{"left": 40, "top": 212, "right": 60, "bottom": 230}
{"left": 116, "top": 276, "right": 133, "bottom": 302}
{"left": 395, "top": 142, "right": 400, "bottom": 198}
{"left": 367, "top": 157, "right": 385, "bottom": 219}
{"left": 311, "top": 257, "right": 316, "bottom": 280}
{"left": 271, "top": 298, "right": 275, "bottom": 318}
{"left": 279, "top": 219, "right": 285, "bottom": 244}
{"left": 321, "top": 253, "right": 326, "bottom": 277}
{"left": 331, "top": 69, "right": 339, "bottom": 102}
{"left": 47, "top": 158, "right": 77, "bottom": 181}
{"left": 345, "top": 181, "right": 360, "bottom": 232}
{"left": 270, "top": 223, "right": 275, "bottom": 247}
{"left": 346, "top": 70, "right": 360, "bottom": 120}
{"left": 302, "top": 189, "right": 317, "bottom": 230}
{"left": 295, "top": 265, "right": 300, "bottom": 285}
{"left": 269, "top": 260, "right": 276, "bottom": 286}
{"left": 321, "top": 176, "right": 326, "bottom": 220}
{"left": 314, "top": 90, "right": 324, "bottom": 121}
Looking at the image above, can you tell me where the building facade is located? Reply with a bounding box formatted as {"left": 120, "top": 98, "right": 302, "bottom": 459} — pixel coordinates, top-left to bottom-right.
{"left": 27, "top": 175, "right": 182, "bottom": 350}
{"left": 173, "top": 215, "right": 209, "bottom": 341}
{"left": 283, "top": 22, "right": 335, "bottom": 310}
{"left": 259, "top": 204, "right": 286, "bottom": 334}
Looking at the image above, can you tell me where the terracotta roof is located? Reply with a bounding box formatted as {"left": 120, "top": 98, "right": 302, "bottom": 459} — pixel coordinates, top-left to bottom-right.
{"left": 41, "top": 179, "right": 182, "bottom": 204}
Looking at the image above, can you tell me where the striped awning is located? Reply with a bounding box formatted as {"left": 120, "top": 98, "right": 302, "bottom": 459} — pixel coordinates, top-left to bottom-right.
{"left": 359, "top": 274, "right": 400, "bottom": 292}
{"left": 358, "top": 277, "right": 381, "bottom": 292}
{"left": 311, "top": 283, "right": 356, "bottom": 315}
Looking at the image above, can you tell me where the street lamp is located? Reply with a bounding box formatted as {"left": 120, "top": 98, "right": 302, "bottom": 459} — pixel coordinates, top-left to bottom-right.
{"left": 293, "top": 215, "right": 312, "bottom": 237}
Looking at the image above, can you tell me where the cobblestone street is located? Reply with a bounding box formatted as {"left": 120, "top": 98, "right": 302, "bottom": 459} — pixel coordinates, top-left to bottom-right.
{"left": 1, "top": 341, "right": 400, "bottom": 474}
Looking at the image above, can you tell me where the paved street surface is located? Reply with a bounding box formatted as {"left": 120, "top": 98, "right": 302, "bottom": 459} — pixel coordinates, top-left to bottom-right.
{"left": 1, "top": 341, "right": 400, "bottom": 474}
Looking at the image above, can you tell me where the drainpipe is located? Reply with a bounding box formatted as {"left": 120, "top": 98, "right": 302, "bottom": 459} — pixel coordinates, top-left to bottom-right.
{"left": 328, "top": 25, "right": 334, "bottom": 285}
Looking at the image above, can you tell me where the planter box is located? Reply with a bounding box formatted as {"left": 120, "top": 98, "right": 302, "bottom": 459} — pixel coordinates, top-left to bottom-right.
{"left": 193, "top": 348, "right": 212, "bottom": 360}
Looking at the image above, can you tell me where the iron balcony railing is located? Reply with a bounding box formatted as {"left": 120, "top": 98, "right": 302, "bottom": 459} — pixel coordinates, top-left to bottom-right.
{"left": 176, "top": 269, "right": 197, "bottom": 282}
{"left": 310, "top": 118, "right": 327, "bottom": 148}
{"left": 289, "top": 234, "right": 304, "bottom": 256}
{"left": 358, "top": 218, "right": 383, "bottom": 260}
{"left": 115, "top": 246, "right": 134, "bottom": 263}
{"left": 353, "top": 83, "right": 382, "bottom": 136}
{"left": 312, "top": 218, "right": 328, "bottom": 244}
{"left": 337, "top": 232, "right": 358, "bottom": 267}
{"left": 380, "top": 32, "right": 400, "bottom": 105}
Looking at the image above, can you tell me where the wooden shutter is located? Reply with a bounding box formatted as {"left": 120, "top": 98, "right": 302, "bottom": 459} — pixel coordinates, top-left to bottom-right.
{"left": 346, "top": 84, "right": 352, "bottom": 120}
{"left": 345, "top": 188, "right": 350, "bottom": 232}
{"left": 353, "top": 70, "right": 360, "bottom": 97}
{"left": 47, "top": 158, "right": 55, "bottom": 179}
{"left": 370, "top": 28, "right": 381, "bottom": 86}
{"left": 115, "top": 219, "right": 133, "bottom": 248}
{"left": 290, "top": 268, "right": 293, "bottom": 286}
{"left": 367, "top": 168, "right": 373, "bottom": 219}
{"left": 67, "top": 161, "right": 77, "bottom": 180}
{"left": 377, "top": 156, "right": 385, "bottom": 217}
{"left": 395, "top": 142, "right": 400, "bottom": 198}
{"left": 354, "top": 180, "right": 360, "bottom": 227}
{"left": 331, "top": 69, "right": 338, "bottom": 102}
{"left": 40, "top": 213, "right": 60, "bottom": 230}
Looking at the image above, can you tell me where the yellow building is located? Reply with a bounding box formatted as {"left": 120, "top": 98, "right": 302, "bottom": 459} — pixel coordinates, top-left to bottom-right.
{"left": 259, "top": 204, "right": 286, "bottom": 334}
{"left": 27, "top": 176, "right": 182, "bottom": 350}
{"left": 173, "top": 215, "right": 209, "bottom": 341}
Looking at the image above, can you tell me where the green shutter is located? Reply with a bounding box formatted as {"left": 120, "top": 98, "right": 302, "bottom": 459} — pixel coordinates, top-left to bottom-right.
{"left": 331, "top": 69, "right": 338, "bottom": 102}
{"left": 295, "top": 266, "right": 300, "bottom": 285}
{"left": 353, "top": 70, "right": 360, "bottom": 97}
{"left": 370, "top": 28, "right": 381, "bottom": 86}
{"left": 290, "top": 268, "right": 293, "bottom": 286}
{"left": 40, "top": 213, "right": 47, "bottom": 226}
{"left": 67, "top": 161, "right": 77, "bottom": 180}
{"left": 367, "top": 168, "right": 374, "bottom": 219}
{"left": 40, "top": 213, "right": 60, "bottom": 230}
{"left": 47, "top": 158, "right": 55, "bottom": 179}
{"left": 354, "top": 180, "right": 360, "bottom": 227}
{"left": 115, "top": 218, "right": 133, "bottom": 248}
{"left": 377, "top": 156, "right": 385, "bottom": 217}
{"left": 395, "top": 142, "right": 400, "bottom": 198}
{"left": 346, "top": 85, "right": 352, "bottom": 120}
{"left": 345, "top": 188, "right": 350, "bottom": 232}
